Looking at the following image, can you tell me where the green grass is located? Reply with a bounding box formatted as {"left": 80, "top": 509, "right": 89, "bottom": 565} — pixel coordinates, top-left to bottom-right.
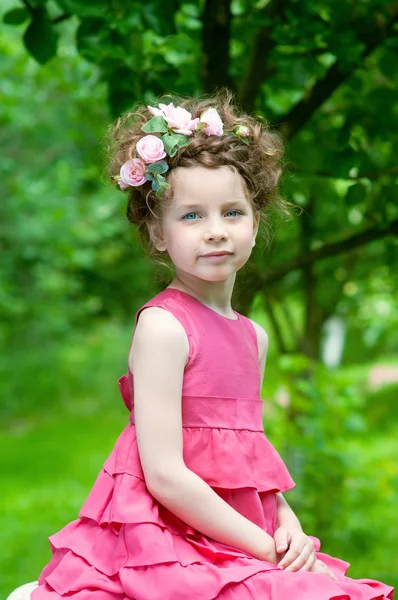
{"left": 0, "top": 321, "right": 130, "bottom": 596}
{"left": 325, "top": 429, "right": 398, "bottom": 588}
{"left": 0, "top": 400, "right": 127, "bottom": 595}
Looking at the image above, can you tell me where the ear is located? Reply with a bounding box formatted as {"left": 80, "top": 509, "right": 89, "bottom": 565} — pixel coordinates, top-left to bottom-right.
{"left": 147, "top": 219, "right": 167, "bottom": 252}
{"left": 252, "top": 211, "right": 260, "bottom": 247}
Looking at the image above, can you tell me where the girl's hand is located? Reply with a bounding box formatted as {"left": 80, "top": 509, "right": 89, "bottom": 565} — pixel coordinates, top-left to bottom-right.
{"left": 274, "top": 528, "right": 339, "bottom": 581}
{"left": 309, "top": 559, "right": 339, "bottom": 581}
{"left": 274, "top": 526, "right": 317, "bottom": 572}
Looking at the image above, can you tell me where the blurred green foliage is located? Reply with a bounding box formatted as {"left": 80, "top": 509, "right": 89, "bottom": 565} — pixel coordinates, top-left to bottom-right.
{"left": 1, "top": 0, "right": 398, "bottom": 596}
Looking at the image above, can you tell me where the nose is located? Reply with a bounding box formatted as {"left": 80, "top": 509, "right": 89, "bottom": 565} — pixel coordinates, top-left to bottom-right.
{"left": 204, "top": 217, "right": 228, "bottom": 242}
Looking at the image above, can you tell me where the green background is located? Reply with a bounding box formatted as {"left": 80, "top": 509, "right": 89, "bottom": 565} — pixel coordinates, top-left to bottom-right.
{"left": 1, "top": 0, "right": 397, "bottom": 596}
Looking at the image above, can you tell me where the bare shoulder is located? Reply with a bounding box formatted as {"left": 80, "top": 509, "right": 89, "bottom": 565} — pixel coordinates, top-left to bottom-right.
{"left": 134, "top": 306, "right": 187, "bottom": 339}
{"left": 129, "top": 306, "right": 190, "bottom": 371}
{"left": 249, "top": 319, "right": 269, "bottom": 362}
{"left": 127, "top": 306, "right": 189, "bottom": 488}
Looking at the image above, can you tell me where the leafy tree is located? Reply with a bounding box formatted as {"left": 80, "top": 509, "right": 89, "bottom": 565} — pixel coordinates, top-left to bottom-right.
{"left": 4, "top": 0, "right": 397, "bottom": 360}
{"left": 1, "top": 3, "right": 398, "bottom": 587}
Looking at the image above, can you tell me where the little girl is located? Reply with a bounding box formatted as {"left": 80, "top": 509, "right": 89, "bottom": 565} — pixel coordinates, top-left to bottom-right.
{"left": 13, "top": 90, "right": 393, "bottom": 599}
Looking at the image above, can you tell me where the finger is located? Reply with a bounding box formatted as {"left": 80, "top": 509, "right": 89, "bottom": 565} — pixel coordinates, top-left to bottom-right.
{"left": 298, "top": 553, "right": 317, "bottom": 572}
{"left": 278, "top": 546, "right": 303, "bottom": 569}
{"left": 317, "top": 561, "right": 339, "bottom": 581}
{"left": 284, "top": 548, "right": 312, "bottom": 573}
{"left": 273, "top": 527, "right": 289, "bottom": 554}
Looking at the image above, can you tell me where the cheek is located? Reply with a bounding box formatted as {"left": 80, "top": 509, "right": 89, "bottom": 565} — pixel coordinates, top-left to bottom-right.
{"left": 172, "top": 224, "right": 197, "bottom": 244}
{"left": 237, "top": 223, "right": 255, "bottom": 243}
{"left": 166, "top": 226, "right": 192, "bottom": 255}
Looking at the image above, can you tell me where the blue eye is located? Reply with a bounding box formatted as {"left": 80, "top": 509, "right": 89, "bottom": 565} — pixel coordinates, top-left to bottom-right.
{"left": 182, "top": 210, "right": 243, "bottom": 220}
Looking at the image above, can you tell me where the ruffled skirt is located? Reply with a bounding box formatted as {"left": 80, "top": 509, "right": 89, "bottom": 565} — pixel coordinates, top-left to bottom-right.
{"left": 32, "top": 424, "right": 394, "bottom": 600}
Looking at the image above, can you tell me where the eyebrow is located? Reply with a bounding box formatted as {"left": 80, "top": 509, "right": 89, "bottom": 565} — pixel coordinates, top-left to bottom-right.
{"left": 178, "top": 199, "right": 248, "bottom": 210}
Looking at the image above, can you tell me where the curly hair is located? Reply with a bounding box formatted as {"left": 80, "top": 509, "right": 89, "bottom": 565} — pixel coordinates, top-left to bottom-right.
{"left": 105, "top": 88, "right": 292, "bottom": 260}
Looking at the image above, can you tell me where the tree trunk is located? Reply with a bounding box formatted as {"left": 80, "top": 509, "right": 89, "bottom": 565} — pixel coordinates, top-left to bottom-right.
{"left": 202, "top": 0, "right": 234, "bottom": 92}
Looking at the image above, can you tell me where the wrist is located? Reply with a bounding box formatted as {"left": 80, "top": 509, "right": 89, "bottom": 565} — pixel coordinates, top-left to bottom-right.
{"left": 276, "top": 518, "right": 302, "bottom": 532}
{"left": 276, "top": 497, "right": 302, "bottom": 531}
{"left": 257, "top": 531, "right": 278, "bottom": 564}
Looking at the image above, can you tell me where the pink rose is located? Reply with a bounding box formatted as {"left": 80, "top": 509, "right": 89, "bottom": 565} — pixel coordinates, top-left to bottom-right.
{"left": 148, "top": 102, "right": 199, "bottom": 136}
{"left": 236, "top": 125, "right": 250, "bottom": 137}
{"left": 199, "top": 108, "right": 224, "bottom": 136}
{"left": 136, "top": 135, "right": 166, "bottom": 163}
{"left": 119, "top": 158, "right": 147, "bottom": 188}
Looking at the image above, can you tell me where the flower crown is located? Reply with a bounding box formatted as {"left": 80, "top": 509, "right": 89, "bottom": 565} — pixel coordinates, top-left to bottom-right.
{"left": 113, "top": 102, "right": 250, "bottom": 197}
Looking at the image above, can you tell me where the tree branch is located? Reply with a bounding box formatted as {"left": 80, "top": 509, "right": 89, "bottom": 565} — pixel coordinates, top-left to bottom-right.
{"left": 254, "top": 48, "right": 341, "bottom": 90}
{"left": 238, "top": 0, "right": 289, "bottom": 111}
{"left": 202, "top": 0, "right": 235, "bottom": 92}
{"left": 277, "top": 8, "right": 398, "bottom": 139}
{"left": 279, "top": 297, "right": 301, "bottom": 352}
{"left": 264, "top": 295, "right": 289, "bottom": 354}
{"left": 259, "top": 218, "right": 398, "bottom": 287}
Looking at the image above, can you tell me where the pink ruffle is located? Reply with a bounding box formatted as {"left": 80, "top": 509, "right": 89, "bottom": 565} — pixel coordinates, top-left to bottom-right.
{"left": 33, "top": 517, "right": 394, "bottom": 600}
{"left": 31, "top": 421, "right": 395, "bottom": 600}
{"left": 117, "top": 374, "right": 295, "bottom": 493}
{"left": 80, "top": 423, "right": 295, "bottom": 496}
{"left": 181, "top": 426, "right": 295, "bottom": 492}
{"left": 77, "top": 421, "right": 292, "bottom": 535}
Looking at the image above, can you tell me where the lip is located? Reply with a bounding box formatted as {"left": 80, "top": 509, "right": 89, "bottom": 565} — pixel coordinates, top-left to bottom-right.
{"left": 202, "top": 251, "right": 232, "bottom": 257}
{"left": 201, "top": 251, "right": 233, "bottom": 263}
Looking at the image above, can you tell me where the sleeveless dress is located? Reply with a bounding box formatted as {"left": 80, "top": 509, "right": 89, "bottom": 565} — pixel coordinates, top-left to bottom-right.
{"left": 32, "top": 288, "right": 394, "bottom": 600}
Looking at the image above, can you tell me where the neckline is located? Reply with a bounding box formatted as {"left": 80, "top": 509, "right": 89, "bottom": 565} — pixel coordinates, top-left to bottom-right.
{"left": 164, "top": 287, "right": 240, "bottom": 322}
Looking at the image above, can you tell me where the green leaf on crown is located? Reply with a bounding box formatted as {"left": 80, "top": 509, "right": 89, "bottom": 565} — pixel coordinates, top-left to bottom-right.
{"left": 237, "top": 136, "right": 250, "bottom": 145}
{"left": 162, "top": 133, "right": 190, "bottom": 157}
{"left": 156, "top": 179, "right": 170, "bottom": 197}
{"left": 151, "top": 174, "right": 170, "bottom": 196}
{"left": 151, "top": 178, "right": 160, "bottom": 191}
{"left": 223, "top": 130, "right": 250, "bottom": 145}
{"left": 156, "top": 185, "right": 169, "bottom": 197}
{"left": 141, "top": 116, "right": 168, "bottom": 134}
{"left": 147, "top": 160, "right": 169, "bottom": 175}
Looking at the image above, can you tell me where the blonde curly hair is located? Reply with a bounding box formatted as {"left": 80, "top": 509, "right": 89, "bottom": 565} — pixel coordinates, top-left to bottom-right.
{"left": 105, "top": 88, "right": 291, "bottom": 260}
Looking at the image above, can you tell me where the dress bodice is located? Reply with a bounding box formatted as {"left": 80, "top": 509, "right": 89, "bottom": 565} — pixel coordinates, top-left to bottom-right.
{"left": 120, "top": 288, "right": 263, "bottom": 432}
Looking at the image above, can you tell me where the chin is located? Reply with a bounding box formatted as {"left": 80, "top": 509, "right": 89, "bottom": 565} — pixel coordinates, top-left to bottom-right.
{"left": 195, "top": 269, "right": 237, "bottom": 282}
{"left": 203, "top": 275, "right": 232, "bottom": 282}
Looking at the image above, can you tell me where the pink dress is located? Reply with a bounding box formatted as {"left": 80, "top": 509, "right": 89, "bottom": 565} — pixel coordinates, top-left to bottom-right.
{"left": 32, "top": 288, "right": 394, "bottom": 600}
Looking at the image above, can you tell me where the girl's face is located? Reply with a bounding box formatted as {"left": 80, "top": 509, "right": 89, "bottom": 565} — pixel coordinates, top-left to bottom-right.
{"left": 151, "top": 166, "right": 259, "bottom": 283}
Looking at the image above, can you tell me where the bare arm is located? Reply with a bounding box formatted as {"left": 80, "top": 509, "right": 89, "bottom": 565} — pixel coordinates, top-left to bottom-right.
{"left": 130, "top": 307, "right": 277, "bottom": 563}
{"left": 250, "top": 319, "right": 269, "bottom": 390}
{"left": 275, "top": 493, "right": 302, "bottom": 531}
